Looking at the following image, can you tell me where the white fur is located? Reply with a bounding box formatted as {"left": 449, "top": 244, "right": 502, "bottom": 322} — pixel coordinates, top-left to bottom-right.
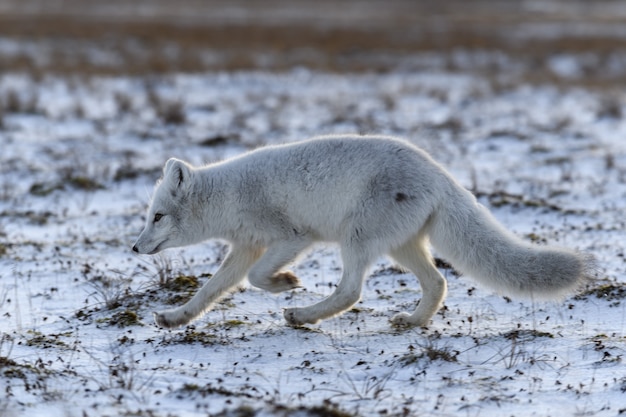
{"left": 132, "top": 135, "right": 592, "bottom": 329}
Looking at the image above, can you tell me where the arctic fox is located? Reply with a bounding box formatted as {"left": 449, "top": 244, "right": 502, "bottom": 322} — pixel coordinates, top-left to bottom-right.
{"left": 133, "top": 135, "right": 591, "bottom": 329}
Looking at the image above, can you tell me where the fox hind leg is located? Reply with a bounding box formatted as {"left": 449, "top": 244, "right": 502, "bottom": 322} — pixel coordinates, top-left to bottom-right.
{"left": 389, "top": 236, "right": 447, "bottom": 328}
{"left": 284, "top": 244, "right": 373, "bottom": 325}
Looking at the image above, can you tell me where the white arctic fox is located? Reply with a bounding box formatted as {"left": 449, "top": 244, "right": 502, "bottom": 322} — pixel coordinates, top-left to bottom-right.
{"left": 133, "top": 135, "right": 591, "bottom": 329}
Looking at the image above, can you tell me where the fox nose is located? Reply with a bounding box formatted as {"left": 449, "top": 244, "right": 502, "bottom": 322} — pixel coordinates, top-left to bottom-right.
{"left": 132, "top": 245, "right": 139, "bottom": 253}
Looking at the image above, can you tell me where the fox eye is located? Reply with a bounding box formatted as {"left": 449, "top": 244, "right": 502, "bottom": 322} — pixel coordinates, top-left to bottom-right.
{"left": 153, "top": 213, "right": 164, "bottom": 223}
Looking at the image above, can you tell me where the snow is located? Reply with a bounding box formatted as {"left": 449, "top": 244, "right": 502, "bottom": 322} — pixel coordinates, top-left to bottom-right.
{"left": 1, "top": 70, "right": 625, "bottom": 417}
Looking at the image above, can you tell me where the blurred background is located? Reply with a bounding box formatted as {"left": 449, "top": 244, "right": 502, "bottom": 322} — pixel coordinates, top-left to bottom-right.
{"left": 2, "top": 0, "right": 626, "bottom": 85}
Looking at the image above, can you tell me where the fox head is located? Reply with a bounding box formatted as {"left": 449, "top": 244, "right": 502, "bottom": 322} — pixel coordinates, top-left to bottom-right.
{"left": 132, "top": 158, "right": 200, "bottom": 254}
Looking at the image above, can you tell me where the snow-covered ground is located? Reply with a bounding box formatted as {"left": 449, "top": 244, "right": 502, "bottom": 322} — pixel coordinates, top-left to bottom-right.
{"left": 1, "top": 69, "right": 625, "bottom": 417}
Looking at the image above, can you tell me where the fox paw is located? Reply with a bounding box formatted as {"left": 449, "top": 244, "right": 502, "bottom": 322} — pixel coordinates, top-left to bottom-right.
{"left": 284, "top": 307, "right": 323, "bottom": 327}
{"left": 154, "top": 310, "right": 189, "bottom": 329}
{"left": 284, "top": 307, "right": 304, "bottom": 326}
{"left": 390, "top": 312, "right": 428, "bottom": 329}
{"left": 262, "top": 271, "right": 302, "bottom": 293}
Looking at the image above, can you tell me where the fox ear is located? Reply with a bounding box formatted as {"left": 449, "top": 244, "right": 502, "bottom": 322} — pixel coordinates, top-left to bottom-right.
{"left": 163, "top": 158, "right": 192, "bottom": 191}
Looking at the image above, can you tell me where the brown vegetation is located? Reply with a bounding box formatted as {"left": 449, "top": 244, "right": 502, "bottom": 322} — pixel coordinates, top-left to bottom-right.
{"left": 1, "top": 0, "right": 625, "bottom": 86}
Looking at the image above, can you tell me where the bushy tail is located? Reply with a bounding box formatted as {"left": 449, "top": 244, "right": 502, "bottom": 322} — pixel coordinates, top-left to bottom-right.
{"left": 428, "top": 187, "right": 592, "bottom": 299}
